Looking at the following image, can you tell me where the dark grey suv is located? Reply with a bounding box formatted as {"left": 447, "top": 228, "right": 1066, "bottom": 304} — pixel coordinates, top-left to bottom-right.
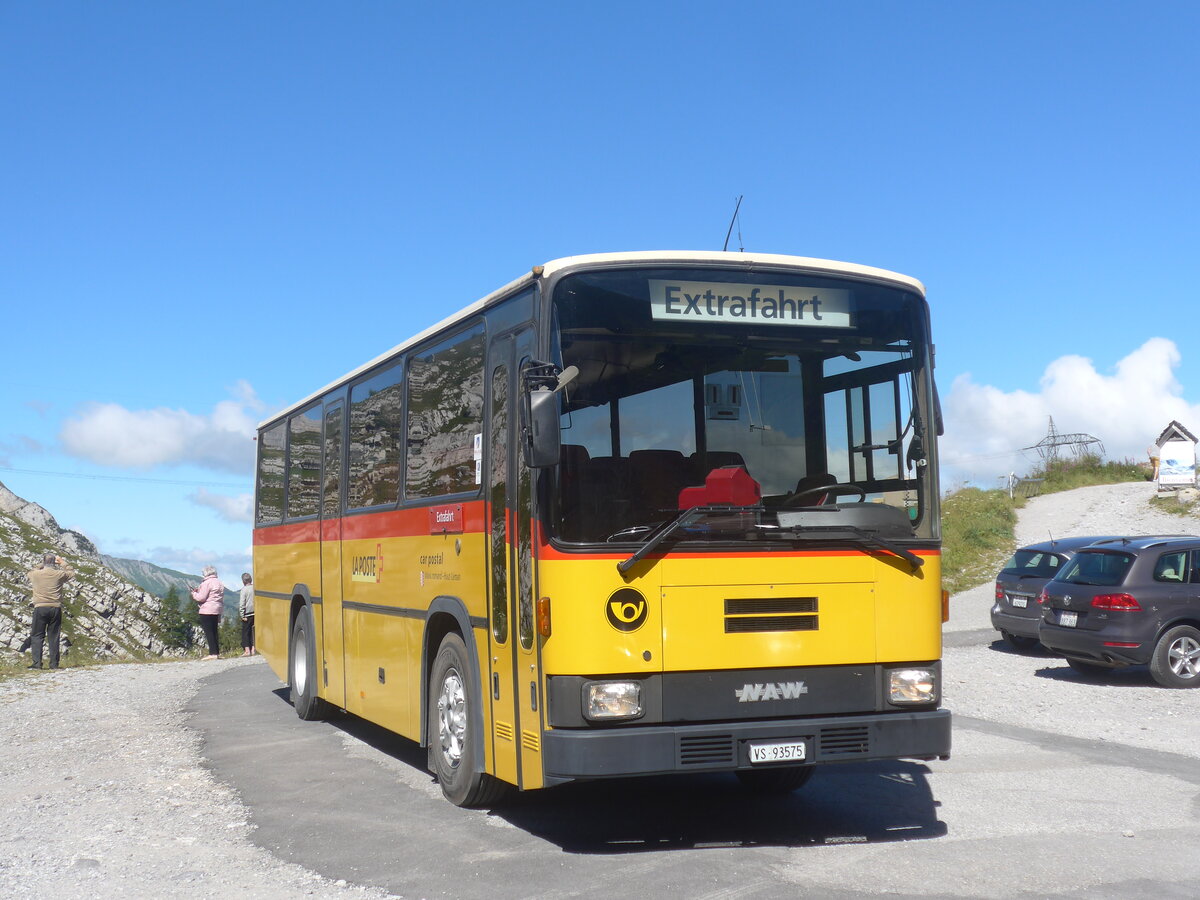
{"left": 992, "top": 536, "right": 1125, "bottom": 650}
{"left": 1038, "top": 536, "right": 1200, "bottom": 688}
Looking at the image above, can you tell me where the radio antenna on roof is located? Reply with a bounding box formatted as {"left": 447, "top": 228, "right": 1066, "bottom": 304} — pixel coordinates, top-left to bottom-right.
{"left": 722, "top": 195, "right": 744, "bottom": 252}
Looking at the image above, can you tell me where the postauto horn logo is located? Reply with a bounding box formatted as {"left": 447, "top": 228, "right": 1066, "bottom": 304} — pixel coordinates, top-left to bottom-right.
{"left": 606, "top": 588, "right": 648, "bottom": 632}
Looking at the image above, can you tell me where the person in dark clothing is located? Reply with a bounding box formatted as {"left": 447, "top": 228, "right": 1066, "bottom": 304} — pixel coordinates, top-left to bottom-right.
{"left": 26, "top": 553, "right": 75, "bottom": 670}
{"left": 239, "top": 572, "right": 255, "bottom": 656}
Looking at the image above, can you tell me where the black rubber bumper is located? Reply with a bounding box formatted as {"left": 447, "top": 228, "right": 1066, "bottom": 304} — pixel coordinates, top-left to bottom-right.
{"left": 990, "top": 607, "right": 1041, "bottom": 639}
{"left": 542, "top": 708, "right": 951, "bottom": 782}
{"left": 1040, "top": 626, "right": 1150, "bottom": 665}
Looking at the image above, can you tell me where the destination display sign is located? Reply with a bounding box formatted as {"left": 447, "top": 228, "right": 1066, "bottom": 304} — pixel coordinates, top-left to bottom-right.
{"left": 649, "top": 279, "right": 851, "bottom": 327}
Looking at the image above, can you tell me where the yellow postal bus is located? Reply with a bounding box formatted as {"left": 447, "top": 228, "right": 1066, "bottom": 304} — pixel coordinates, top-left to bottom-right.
{"left": 253, "top": 251, "right": 950, "bottom": 806}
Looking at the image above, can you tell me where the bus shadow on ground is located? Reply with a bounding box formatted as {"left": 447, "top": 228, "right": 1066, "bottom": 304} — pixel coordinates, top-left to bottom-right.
{"left": 494, "top": 762, "right": 946, "bottom": 853}
{"left": 269, "top": 686, "right": 432, "bottom": 771}
{"left": 271, "top": 687, "right": 946, "bottom": 854}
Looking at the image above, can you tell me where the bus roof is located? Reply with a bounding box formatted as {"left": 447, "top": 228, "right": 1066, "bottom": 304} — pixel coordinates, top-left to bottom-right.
{"left": 259, "top": 250, "right": 926, "bottom": 429}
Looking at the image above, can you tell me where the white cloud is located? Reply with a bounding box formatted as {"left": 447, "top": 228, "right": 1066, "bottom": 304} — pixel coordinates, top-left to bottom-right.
{"left": 59, "top": 384, "right": 263, "bottom": 472}
{"left": 190, "top": 489, "right": 254, "bottom": 524}
{"left": 941, "top": 338, "right": 1200, "bottom": 487}
{"left": 145, "top": 545, "right": 253, "bottom": 586}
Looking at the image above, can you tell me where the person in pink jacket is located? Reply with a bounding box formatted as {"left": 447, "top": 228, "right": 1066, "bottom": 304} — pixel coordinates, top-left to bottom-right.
{"left": 190, "top": 566, "right": 225, "bottom": 660}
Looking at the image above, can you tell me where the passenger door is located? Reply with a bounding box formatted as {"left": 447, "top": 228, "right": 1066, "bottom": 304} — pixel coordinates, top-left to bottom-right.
{"left": 485, "top": 328, "right": 542, "bottom": 789}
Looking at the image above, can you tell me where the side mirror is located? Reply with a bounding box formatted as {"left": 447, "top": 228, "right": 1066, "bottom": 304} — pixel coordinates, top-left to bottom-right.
{"left": 526, "top": 389, "right": 561, "bottom": 468}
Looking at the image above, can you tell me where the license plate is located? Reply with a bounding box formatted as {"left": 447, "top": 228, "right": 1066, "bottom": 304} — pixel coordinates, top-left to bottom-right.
{"left": 1059, "top": 610, "right": 1078, "bottom": 627}
{"left": 1011, "top": 595, "right": 1028, "bottom": 609}
{"left": 749, "top": 739, "right": 808, "bottom": 764}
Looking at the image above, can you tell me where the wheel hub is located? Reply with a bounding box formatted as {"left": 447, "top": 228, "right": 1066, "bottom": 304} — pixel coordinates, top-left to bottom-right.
{"left": 293, "top": 634, "right": 308, "bottom": 693}
{"left": 1168, "top": 636, "right": 1200, "bottom": 679}
{"left": 437, "top": 668, "right": 467, "bottom": 768}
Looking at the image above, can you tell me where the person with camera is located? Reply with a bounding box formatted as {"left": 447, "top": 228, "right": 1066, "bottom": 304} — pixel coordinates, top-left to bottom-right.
{"left": 190, "top": 565, "right": 225, "bottom": 660}
{"left": 26, "top": 553, "right": 75, "bottom": 670}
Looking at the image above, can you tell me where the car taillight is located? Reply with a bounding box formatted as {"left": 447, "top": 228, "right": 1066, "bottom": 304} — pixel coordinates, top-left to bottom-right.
{"left": 1091, "top": 593, "right": 1141, "bottom": 611}
{"left": 1037, "top": 588, "right": 1049, "bottom": 605}
{"left": 995, "top": 584, "right": 1005, "bottom": 601}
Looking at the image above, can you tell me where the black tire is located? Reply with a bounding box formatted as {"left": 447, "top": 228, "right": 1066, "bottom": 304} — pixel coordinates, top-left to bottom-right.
{"left": 1149, "top": 625, "right": 1200, "bottom": 688}
{"left": 1003, "top": 632, "right": 1040, "bottom": 651}
{"left": 427, "top": 633, "right": 508, "bottom": 808}
{"left": 1066, "top": 658, "right": 1111, "bottom": 679}
{"left": 735, "top": 765, "right": 816, "bottom": 793}
{"left": 289, "top": 605, "right": 330, "bottom": 721}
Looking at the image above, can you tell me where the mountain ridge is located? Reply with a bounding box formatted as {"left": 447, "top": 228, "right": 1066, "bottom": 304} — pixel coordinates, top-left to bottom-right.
{"left": 0, "top": 480, "right": 191, "bottom": 661}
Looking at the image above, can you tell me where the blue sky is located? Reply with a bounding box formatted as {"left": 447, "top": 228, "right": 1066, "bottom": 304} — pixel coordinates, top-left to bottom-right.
{"left": 3, "top": 1, "right": 1199, "bottom": 582}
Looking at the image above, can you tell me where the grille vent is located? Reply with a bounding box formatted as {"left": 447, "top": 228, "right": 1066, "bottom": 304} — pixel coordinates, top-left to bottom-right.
{"left": 724, "top": 597, "right": 819, "bottom": 634}
{"left": 725, "top": 597, "right": 817, "bottom": 615}
{"left": 679, "top": 734, "right": 735, "bottom": 766}
{"left": 819, "top": 725, "right": 870, "bottom": 757}
{"left": 495, "top": 721, "right": 514, "bottom": 742}
{"left": 726, "top": 615, "right": 819, "bottom": 633}
{"left": 521, "top": 730, "right": 541, "bottom": 753}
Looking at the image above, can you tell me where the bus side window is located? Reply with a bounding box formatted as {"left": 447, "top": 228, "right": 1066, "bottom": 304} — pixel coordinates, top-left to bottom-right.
{"left": 256, "top": 421, "right": 286, "bottom": 525}
{"left": 406, "top": 323, "right": 486, "bottom": 499}
{"left": 287, "top": 404, "right": 322, "bottom": 519}
{"left": 348, "top": 361, "right": 404, "bottom": 509}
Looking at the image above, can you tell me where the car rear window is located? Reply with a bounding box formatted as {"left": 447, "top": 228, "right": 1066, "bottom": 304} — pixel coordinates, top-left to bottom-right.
{"left": 1000, "top": 549, "right": 1065, "bottom": 578}
{"left": 1058, "top": 551, "right": 1135, "bottom": 587}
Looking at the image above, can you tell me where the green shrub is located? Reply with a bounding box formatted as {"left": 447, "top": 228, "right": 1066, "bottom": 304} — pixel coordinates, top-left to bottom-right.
{"left": 941, "top": 488, "right": 1019, "bottom": 594}
{"left": 1032, "top": 453, "right": 1144, "bottom": 492}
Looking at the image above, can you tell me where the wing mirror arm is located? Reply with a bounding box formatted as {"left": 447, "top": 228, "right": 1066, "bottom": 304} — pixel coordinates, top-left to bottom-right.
{"left": 522, "top": 362, "right": 578, "bottom": 469}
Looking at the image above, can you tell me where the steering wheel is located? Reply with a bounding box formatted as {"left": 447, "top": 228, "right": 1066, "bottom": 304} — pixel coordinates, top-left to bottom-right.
{"left": 781, "top": 483, "right": 867, "bottom": 508}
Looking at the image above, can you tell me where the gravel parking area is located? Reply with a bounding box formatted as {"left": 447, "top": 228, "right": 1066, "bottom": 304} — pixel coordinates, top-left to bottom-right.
{"left": 0, "top": 659, "right": 388, "bottom": 899}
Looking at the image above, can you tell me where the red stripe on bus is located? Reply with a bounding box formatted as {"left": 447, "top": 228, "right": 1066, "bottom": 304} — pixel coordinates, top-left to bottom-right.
{"left": 253, "top": 520, "right": 321, "bottom": 546}
{"left": 255, "top": 507, "right": 940, "bottom": 562}
{"left": 254, "top": 501, "right": 488, "bottom": 545}
{"left": 536, "top": 544, "right": 941, "bottom": 562}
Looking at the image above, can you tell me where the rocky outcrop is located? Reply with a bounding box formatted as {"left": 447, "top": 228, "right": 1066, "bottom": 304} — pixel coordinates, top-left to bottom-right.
{"left": 0, "top": 481, "right": 191, "bottom": 661}
{"left": 0, "top": 481, "right": 64, "bottom": 537}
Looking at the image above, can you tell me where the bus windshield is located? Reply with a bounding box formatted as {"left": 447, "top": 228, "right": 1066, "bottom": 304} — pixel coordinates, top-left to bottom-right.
{"left": 548, "top": 265, "right": 938, "bottom": 545}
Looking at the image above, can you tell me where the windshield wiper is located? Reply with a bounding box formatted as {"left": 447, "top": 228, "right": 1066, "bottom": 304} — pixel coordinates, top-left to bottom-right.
{"left": 617, "top": 510, "right": 924, "bottom": 574}
{"left": 617, "top": 506, "right": 755, "bottom": 575}
{"left": 776, "top": 524, "right": 924, "bottom": 571}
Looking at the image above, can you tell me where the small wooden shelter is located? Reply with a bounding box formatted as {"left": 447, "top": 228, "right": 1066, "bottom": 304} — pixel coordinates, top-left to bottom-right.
{"left": 1155, "top": 420, "right": 1198, "bottom": 487}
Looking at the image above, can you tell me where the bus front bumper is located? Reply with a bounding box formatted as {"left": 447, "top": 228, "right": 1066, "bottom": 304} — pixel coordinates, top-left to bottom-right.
{"left": 541, "top": 708, "right": 951, "bottom": 783}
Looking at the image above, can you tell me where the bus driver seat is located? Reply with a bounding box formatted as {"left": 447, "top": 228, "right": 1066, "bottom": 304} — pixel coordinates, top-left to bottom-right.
{"left": 789, "top": 472, "right": 837, "bottom": 506}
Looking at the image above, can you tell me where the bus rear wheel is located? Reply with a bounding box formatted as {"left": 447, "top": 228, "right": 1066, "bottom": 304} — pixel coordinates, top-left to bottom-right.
{"left": 428, "top": 633, "right": 508, "bottom": 808}
{"left": 289, "top": 605, "right": 330, "bottom": 721}
{"left": 735, "top": 765, "right": 816, "bottom": 793}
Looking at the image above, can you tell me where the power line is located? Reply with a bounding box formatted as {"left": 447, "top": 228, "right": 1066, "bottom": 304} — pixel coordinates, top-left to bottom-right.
{"left": 0, "top": 465, "right": 248, "bottom": 489}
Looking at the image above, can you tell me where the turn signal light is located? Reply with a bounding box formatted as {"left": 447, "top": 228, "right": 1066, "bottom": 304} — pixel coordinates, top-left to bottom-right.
{"left": 942, "top": 589, "right": 950, "bottom": 623}
{"left": 1091, "top": 593, "right": 1141, "bottom": 611}
{"left": 536, "top": 596, "right": 552, "bottom": 636}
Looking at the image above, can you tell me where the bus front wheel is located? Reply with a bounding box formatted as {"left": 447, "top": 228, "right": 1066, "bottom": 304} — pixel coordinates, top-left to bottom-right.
{"left": 289, "top": 605, "right": 330, "bottom": 721}
{"left": 428, "top": 633, "right": 507, "bottom": 808}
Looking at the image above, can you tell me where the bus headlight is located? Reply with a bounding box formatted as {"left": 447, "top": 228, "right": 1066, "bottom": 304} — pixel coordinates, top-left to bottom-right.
{"left": 888, "top": 668, "right": 937, "bottom": 705}
{"left": 583, "top": 681, "right": 643, "bottom": 720}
